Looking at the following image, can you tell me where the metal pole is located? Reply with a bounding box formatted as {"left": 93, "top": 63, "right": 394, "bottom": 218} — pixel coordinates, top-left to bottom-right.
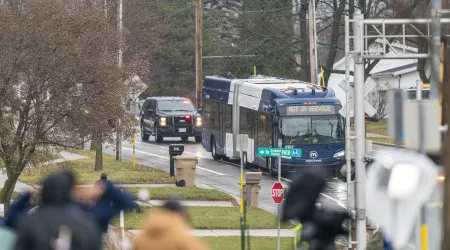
{"left": 353, "top": 10, "right": 367, "bottom": 250}
{"left": 277, "top": 139, "right": 282, "bottom": 250}
{"left": 344, "top": 14, "right": 353, "bottom": 250}
{"left": 116, "top": 0, "right": 123, "bottom": 162}
{"left": 312, "top": 0, "right": 319, "bottom": 85}
{"left": 308, "top": 0, "right": 317, "bottom": 85}
{"left": 240, "top": 135, "right": 245, "bottom": 250}
{"left": 118, "top": 0, "right": 124, "bottom": 239}
{"left": 430, "top": 0, "right": 442, "bottom": 101}
{"left": 418, "top": 102, "right": 429, "bottom": 250}
{"left": 195, "top": 0, "right": 203, "bottom": 110}
{"left": 417, "top": 80, "right": 423, "bottom": 101}
{"left": 132, "top": 134, "right": 136, "bottom": 167}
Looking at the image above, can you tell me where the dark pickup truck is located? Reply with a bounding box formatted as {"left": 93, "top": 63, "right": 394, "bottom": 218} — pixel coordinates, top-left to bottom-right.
{"left": 140, "top": 97, "right": 202, "bottom": 143}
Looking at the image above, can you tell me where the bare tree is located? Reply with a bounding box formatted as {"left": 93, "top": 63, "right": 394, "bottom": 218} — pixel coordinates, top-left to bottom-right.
{"left": 0, "top": 0, "right": 142, "bottom": 209}
{"left": 317, "top": 0, "right": 429, "bottom": 85}
{"left": 366, "top": 87, "right": 388, "bottom": 121}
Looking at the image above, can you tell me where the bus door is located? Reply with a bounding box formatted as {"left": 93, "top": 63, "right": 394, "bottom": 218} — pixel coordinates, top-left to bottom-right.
{"left": 216, "top": 102, "right": 225, "bottom": 155}
{"left": 255, "top": 112, "right": 271, "bottom": 168}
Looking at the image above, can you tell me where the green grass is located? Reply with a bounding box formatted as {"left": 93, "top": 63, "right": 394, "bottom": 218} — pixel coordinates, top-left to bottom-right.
{"left": 19, "top": 149, "right": 175, "bottom": 185}
{"left": 125, "top": 187, "right": 235, "bottom": 202}
{"left": 113, "top": 207, "right": 295, "bottom": 230}
{"left": 202, "top": 237, "right": 293, "bottom": 250}
{"left": 365, "top": 118, "right": 388, "bottom": 136}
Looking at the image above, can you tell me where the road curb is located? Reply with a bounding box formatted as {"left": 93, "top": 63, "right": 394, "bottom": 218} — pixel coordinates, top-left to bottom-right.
{"left": 372, "top": 141, "right": 403, "bottom": 148}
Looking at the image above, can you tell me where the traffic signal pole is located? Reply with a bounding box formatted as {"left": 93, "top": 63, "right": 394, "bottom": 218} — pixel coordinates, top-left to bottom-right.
{"left": 195, "top": 0, "right": 203, "bottom": 110}
{"left": 353, "top": 10, "right": 367, "bottom": 250}
{"left": 277, "top": 139, "right": 282, "bottom": 250}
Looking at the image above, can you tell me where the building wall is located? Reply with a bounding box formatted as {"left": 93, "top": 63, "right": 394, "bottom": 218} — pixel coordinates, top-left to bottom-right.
{"left": 375, "top": 71, "right": 422, "bottom": 90}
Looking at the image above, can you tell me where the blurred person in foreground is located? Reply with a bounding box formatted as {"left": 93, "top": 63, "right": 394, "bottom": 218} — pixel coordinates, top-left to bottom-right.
{"left": 7, "top": 171, "right": 135, "bottom": 235}
{"left": 13, "top": 170, "right": 101, "bottom": 250}
{"left": 133, "top": 197, "right": 208, "bottom": 250}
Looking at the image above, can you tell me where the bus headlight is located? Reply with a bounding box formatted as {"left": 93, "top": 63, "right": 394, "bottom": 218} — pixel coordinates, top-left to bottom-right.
{"left": 160, "top": 117, "right": 166, "bottom": 127}
{"left": 195, "top": 117, "right": 202, "bottom": 127}
{"left": 333, "top": 150, "right": 345, "bottom": 158}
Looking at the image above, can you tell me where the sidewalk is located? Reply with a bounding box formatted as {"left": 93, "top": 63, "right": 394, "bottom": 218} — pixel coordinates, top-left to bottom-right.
{"left": 128, "top": 229, "right": 294, "bottom": 237}
{"left": 135, "top": 200, "right": 234, "bottom": 207}
{"left": 350, "top": 130, "right": 388, "bottom": 138}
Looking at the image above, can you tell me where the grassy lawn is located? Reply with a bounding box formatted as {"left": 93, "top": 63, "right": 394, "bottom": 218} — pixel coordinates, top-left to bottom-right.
{"left": 126, "top": 187, "right": 235, "bottom": 202}
{"left": 19, "top": 149, "right": 175, "bottom": 185}
{"left": 113, "top": 207, "right": 294, "bottom": 230}
{"left": 366, "top": 118, "right": 388, "bottom": 136}
{"left": 201, "top": 237, "right": 293, "bottom": 250}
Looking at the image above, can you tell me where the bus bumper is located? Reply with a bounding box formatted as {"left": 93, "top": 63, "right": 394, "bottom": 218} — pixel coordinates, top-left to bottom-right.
{"left": 281, "top": 160, "right": 345, "bottom": 175}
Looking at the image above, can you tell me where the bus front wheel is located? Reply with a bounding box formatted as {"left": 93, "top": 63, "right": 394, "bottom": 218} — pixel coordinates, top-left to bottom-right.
{"left": 211, "top": 138, "right": 221, "bottom": 161}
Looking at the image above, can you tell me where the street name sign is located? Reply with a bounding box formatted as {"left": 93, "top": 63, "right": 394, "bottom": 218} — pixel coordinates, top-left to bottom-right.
{"left": 257, "top": 148, "right": 302, "bottom": 157}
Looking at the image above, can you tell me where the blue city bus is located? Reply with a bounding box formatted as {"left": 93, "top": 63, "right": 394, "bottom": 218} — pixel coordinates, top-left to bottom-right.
{"left": 201, "top": 75, "right": 345, "bottom": 177}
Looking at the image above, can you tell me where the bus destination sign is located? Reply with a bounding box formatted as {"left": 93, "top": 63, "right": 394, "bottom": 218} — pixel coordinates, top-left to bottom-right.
{"left": 281, "top": 105, "right": 336, "bottom": 116}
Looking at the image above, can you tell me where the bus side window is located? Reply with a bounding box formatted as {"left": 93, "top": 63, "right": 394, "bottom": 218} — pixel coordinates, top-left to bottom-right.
{"left": 224, "top": 104, "right": 232, "bottom": 133}
{"left": 203, "top": 100, "right": 211, "bottom": 129}
{"left": 240, "top": 107, "right": 248, "bottom": 135}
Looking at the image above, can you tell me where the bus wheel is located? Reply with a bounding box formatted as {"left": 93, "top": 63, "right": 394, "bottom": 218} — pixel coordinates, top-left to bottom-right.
{"left": 267, "top": 158, "right": 277, "bottom": 177}
{"left": 211, "top": 138, "right": 221, "bottom": 161}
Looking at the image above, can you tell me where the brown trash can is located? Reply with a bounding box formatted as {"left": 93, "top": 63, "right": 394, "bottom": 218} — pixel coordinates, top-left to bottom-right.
{"left": 174, "top": 155, "right": 198, "bottom": 187}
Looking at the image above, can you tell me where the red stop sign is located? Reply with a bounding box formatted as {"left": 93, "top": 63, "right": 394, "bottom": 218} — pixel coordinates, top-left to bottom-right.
{"left": 272, "top": 182, "right": 284, "bottom": 204}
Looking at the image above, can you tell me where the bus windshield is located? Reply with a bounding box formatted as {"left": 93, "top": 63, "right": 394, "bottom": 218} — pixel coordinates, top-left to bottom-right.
{"left": 157, "top": 100, "right": 195, "bottom": 112}
{"left": 279, "top": 115, "right": 344, "bottom": 144}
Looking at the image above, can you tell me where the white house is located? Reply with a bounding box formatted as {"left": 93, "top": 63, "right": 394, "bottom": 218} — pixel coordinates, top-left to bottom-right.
{"left": 327, "top": 40, "right": 427, "bottom": 116}
{"left": 125, "top": 75, "right": 147, "bottom": 116}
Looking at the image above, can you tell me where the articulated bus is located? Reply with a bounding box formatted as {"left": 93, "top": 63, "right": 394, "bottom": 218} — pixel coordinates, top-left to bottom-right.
{"left": 201, "top": 75, "right": 345, "bottom": 177}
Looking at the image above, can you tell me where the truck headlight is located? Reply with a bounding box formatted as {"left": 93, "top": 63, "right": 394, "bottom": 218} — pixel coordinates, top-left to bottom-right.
{"left": 160, "top": 117, "right": 166, "bottom": 127}
{"left": 333, "top": 150, "right": 345, "bottom": 158}
{"left": 195, "top": 117, "right": 202, "bottom": 127}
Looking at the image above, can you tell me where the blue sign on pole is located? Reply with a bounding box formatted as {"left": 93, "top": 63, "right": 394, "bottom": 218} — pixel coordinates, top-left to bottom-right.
{"left": 291, "top": 148, "right": 303, "bottom": 158}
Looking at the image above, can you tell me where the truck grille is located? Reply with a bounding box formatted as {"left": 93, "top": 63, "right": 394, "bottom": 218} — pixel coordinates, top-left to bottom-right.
{"left": 173, "top": 116, "right": 192, "bottom": 125}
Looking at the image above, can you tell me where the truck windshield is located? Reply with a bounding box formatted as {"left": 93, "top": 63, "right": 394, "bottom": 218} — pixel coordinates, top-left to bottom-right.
{"left": 279, "top": 115, "right": 344, "bottom": 144}
{"left": 157, "top": 100, "right": 195, "bottom": 112}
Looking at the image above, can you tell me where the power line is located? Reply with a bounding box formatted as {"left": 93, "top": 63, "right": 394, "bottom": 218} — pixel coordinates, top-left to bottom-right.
{"left": 206, "top": 2, "right": 304, "bottom": 14}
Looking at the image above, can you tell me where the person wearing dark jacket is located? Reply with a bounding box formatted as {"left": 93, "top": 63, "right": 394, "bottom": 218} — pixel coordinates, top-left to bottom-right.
{"left": 6, "top": 172, "right": 136, "bottom": 235}
{"left": 13, "top": 170, "right": 102, "bottom": 250}
{"left": 78, "top": 178, "right": 135, "bottom": 233}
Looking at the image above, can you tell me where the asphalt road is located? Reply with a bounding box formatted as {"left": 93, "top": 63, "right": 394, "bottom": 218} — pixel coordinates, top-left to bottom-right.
{"left": 103, "top": 136, "right": 348, "bottom": 215}
{"left": 103, "top": 136, "right": 443, "bottom": 247}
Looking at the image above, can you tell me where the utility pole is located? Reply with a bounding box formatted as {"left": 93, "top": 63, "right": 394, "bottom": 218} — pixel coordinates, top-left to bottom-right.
{"left": 442, "top": 36, "right": 450, "bottom": 250}
{"left": 430, "top": 0, "right": 442, "bottom": 101}
{"left": 308, "top": 0, "right": 317, "bottom": 85}
{"left": 195, "top": 0, "right": 203, "bottom": 110}
{"left": 353, "top": 10, "right": 367, "bottom": 250}
{"left": 116, "top": 0, "right": 123, "bottom": 161}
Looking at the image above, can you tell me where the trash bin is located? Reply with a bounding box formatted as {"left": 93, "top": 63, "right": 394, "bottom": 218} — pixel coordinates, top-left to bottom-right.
{"left": 174, "top": 155, "right": 198, "bottom": 187}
